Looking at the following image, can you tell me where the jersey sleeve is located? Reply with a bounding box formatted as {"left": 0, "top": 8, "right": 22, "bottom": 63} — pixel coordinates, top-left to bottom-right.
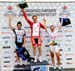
{"left": 40, "top": 23, "right": 45, "bottom": 29}
{"left": 23, "top": 30, "right": 26, "bottom": 37}
{"left": 12, "top": 28, "right": 15, "bottom": 33}
{"left": 22, "top": 10, "right": 33, "bottom": 26}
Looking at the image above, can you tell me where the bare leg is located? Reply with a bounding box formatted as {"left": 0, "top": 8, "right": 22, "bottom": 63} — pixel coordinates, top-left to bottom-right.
{"left": 56, "top": 51, "right": 60, "bottom": 66}
{"left": 15, "top": 51, "right": 20, "bottom": 62}
{"left": 50, "top": 51, "right": 55, "bottom": 66}
{"left": 38, "top": 46, "right": 42, "bottom": 56}
{"left": 33, "top": 46, "right": 37, "bottom": 62}
{"left": 33, "top": 46, "right": 36, "bottom": 56}
{"left": 38, "top": 46, "right": 42, "bottom": 62}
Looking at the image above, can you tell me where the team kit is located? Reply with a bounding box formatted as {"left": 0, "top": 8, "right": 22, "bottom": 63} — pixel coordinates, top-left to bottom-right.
{"left": 6, "top": 1, "right": 71, "bottom": 70}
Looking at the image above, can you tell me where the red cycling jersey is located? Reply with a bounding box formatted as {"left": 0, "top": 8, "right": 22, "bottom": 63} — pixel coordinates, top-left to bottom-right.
{"left": 22, "top": 10, "right": 45, "bottom": 47}
{"left": 22, "top": 10, "right": 45, "bottom": 37}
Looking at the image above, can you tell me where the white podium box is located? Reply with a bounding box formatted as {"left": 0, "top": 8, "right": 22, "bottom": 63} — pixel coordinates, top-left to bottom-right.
{"left": 31, "top": 60, "right": 49, "bottom": 71}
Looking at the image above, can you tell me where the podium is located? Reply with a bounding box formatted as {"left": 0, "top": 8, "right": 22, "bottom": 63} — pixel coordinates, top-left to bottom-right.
{"left": 14, "top": 64, "right": 31, "bottom": 71}
{"left": 31, "top": 60, "right": 49, "bottom": 71}
{"left": 14, "top": 60, "right": 49, "bottom": 71}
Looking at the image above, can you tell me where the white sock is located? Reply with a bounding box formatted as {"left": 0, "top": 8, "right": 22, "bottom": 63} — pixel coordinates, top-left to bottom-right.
{"left": 38, "top": 56, "right": 43, "bottom": 62}
{"left": 34, "top": 56, "right": 37, "bottom": 62}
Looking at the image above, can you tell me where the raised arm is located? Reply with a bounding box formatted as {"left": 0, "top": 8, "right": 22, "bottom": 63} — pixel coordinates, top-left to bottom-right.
{"left": 40, "top": 19, "right": 48, "bottom": 32}
{"left": 21, "top": 9, "right": 33, "bottom": 25}
{"left": 58, "top": 18, "right": 63, "bottom": 31}
{"left": 8, "top": 16, "right": 14, "bottom": 30}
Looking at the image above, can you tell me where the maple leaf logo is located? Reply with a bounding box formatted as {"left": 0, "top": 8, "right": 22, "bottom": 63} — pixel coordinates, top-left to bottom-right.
{"left": 7, "top": 6, "right": 13, "bottom": 10}
{"left": 63, "top": 5, "right": 67, "bottom": 10}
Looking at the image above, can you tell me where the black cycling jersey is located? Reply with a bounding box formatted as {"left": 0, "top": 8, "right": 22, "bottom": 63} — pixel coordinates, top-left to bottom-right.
{"left": 13, "top": 29, "right": 26, "bottom": 47}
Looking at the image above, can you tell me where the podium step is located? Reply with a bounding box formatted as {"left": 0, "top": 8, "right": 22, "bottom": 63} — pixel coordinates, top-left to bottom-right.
{"left": 50, "top": 67, "right": 64, "bottom": 71}
{"left": 31, "top": 60, "right": 49, "bottom": 71}
{"left": 14, "top": 64, "right": 31, "bottom": 71}
{"left": 14, "top": 64, "right": 64, "bottom": 71}
{"left": 14, "top": 61, "right": 49, "bottom": 71}
{"left": 30, "top": 60, "right": 49, "bottom": 66}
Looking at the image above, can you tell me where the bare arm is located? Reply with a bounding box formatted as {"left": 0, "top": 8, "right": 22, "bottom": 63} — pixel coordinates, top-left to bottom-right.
{"left": 21, "top": 9, "right": 33, "bottom": 25}
{"left": 8, "top": 16, "right": 14, "bottom": 30}
{"left": 58, "top": 18, "right": 63, "bottom": 30}
{"left": 22, "top": 36, "right": 26, "bottom": 47}
{"left": 41, "top": 19, "right": 48, "bottom": 32}
{"left": 22, "top": 30, "right": 26, "bottom": 47}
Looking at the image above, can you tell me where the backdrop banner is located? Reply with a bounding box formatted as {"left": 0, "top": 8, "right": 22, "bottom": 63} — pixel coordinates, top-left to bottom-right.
{"left": 0, "top": 2, "right": 75, "bottom": 71}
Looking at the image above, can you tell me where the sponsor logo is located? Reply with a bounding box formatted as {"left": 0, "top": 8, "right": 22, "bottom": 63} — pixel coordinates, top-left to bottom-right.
{"left": 31, "top": 65, "right": 47, "bottom": 71}
{"left": 67, "top": 62, "right": 73, "bottom": 64}
{"left": 24, "top": 27, "right": 30, "bottom": 29}
{"left": 66, "top": 58, "right": 72, "bottom": 60}
{"left": 3, "top": 46, "right": 10, "bottom": 49}
{"left": 4, "top": 57, "right": 11, "bottom": 59}
{"left": 65, "top": 44, "right": 73, "bottom": 46}
{"left": 65, "top": 25, "right": 72, "bottom": 28}
{"left": 19, "top": 9, "right": 56, "bottom": 17}
{"left": 4, "top": 5, "right": 16, "bottom": 16}
{"left": 2, "top": 27, "right": 9, "bottom": 29}
{"left": 66, "top": 40, "right": 72, "bottom": 42}
{"left": 65, "top": 35, "right": 72, "bottom": 37}
{"left": 2, "top": 37, "right": 10, "bottom": 39}
{"left": 4, "top": 61, "right": 10, "bottom": 63}
{"left": 4, "top": 52, "right": 10, "bottom": 54}
{"left": 4, "top": 65, "right": 11, "bottom": 67}
{"left": 59, "top": 5, "right": 70, "bottom": 16}
{"left": 64, "top": 30, "right": 73, "bottom": 32}
{"left": 33, "top": 67, "right": 40, "bottom": 71}
{"left": 65, "top": 54, "right": 74, "bottom": 56}
{"left": 2, "top": 32, "right": 10, "bottom": 34}
{"left": 45, "top": 45, "right": 49, "bottom": 47}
